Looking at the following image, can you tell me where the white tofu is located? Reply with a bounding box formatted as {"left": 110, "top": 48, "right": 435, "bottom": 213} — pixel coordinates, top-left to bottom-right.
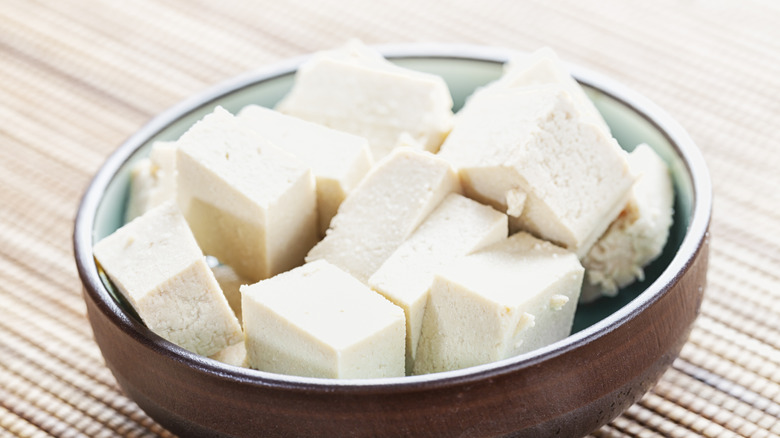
{"left": 210, "top": 341, "right": 248, "bottom": 368}
{"left": 276, "top": 40, "right": 454, "bottom": 160}
{"left": 237, "top": 105, "right": 373, "bottom": 235}
{"left": 368, "top": 193, "right": 508, "bottom": 373}
{"left": 211, "top": 264, "right": 249, "bottom": 326}
{"left": 93, "top": 202, "right": 243, "bottom": 357}
{"left": 438, "top": 86, "right": 635, "bottom": 257}
{"left": 580, "top": 144, "right": 674, "bottom": 301}
{"left": 470, "top": 47, "right": 610, "bottom": 134}
{"left": 413, "top": 232, "right": 583, "bottom": 375}
{"left": 306, "top": 148, "right": 461, "bottom": 283}
{"left": 241, "top": 260, "right": 405, "bottom": 379}
{"left": 125, "top": 141, "right": 178, "bottom": 222}
{"left": 176, "top": 106, "right": 318, "bottom": 282}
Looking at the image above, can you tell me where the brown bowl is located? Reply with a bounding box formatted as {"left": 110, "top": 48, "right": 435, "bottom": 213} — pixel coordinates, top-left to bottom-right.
{"left": 73, "top": 44, "right": 711, "bottom": 438}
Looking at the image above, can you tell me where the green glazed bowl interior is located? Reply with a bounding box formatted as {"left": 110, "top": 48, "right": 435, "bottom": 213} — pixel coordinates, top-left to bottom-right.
{"left": 91, "top": 46, "right": 697, "bottom": 338}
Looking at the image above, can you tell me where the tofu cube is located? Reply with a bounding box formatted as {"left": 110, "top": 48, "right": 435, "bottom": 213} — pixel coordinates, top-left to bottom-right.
{"left": 237, "top": 105, "right": 373, "bottom": 235}
{"left": 306, "top": 148, "right": 461, "bottom": 283}
{"left": 438, "top": 86, "right": 635, "bottom": 257}
{"left": 276, "top": 40, "right": 454, "bottom": 160}
{"left": 480, "top": 47, "right": 611, "bottom": 134}
{"left": 210, "top": 341, "right": 248, "bottom": 368}
{"left": 93, "top": 202, "right": 243, "bottom": 357}
{"left": 211, "top": 264, "right": 249, "bottom": 326}
{"left": 369, "top": 193, "right": 507, "bottom": 373}
{"left": 241, "top": 260, "right": 405, "bottom": 379}
{"left": 580, "top": 144, "right": 674, "bottom": 301}
{"left": 125, "top": 140, "right": 178, "bottom": 222}
{"left": 413, "top": 232, "right": 584, "bottom": 375}
{"left": 176, "top": 106, "right": 318, "bottom": 282}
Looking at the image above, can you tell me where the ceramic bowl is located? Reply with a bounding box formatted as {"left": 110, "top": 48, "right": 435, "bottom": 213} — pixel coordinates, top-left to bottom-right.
{"left": 73, "top": 44, "right": 711, "bottom": 438}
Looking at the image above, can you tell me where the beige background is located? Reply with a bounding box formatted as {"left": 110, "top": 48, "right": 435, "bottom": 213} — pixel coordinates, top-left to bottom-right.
{"left": 1, "top": 0, "right": 779, "bottom": 436}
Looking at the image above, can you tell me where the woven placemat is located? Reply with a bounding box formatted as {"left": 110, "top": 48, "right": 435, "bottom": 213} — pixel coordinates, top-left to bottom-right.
{"left": 1, "top": 0, "right": 778, "bottom": 436}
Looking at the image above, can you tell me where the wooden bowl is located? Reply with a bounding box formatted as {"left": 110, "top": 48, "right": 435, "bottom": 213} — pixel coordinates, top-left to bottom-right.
{"left": 73, "top": 44, "right": 711, "bottom": 438}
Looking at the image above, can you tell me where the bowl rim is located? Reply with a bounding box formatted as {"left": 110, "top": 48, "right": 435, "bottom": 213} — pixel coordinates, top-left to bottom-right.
{"left": 73, "top": 43, "right": 712, "bottom": 393}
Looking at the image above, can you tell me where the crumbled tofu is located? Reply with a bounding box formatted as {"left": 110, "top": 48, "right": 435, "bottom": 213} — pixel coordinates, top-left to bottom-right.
{"left": 210, "top": 341, "right": 248, "bottom": 368}
{"left": 211, "top": 264, "right": 249, "bottom": 325}
{"left": 176, "top": 106, "right": 318, "bottom": 282}
{"left": 473, "top": 47, "right": 610, "bottom": 134}
{"left": 276, "top": 40, "right": 454, "bottom": 160}
{"left": 580, "top": 144, "right": 674, "bottom": 301}
{"left": 237, "top": 105, "right": 373, "bottom": 234}
{"left": 241, "top": 260, "right": 405, "bottom": 379}
{"left": 93, "top": 202, "right": 243, "bottom": 357}
{"left": 413, "top": 232, "right": 583, "bottom": 375}
{"left": 306, "top": 148, "right": 460, "bottom": 283}
{"left": 438, "top": 86, "right": 635, "bottom": 257}
{"left": 369, "top": 193, "right": 507, "bottom": 373}
{"left": 125, "top": 141, "right": 178, "bottom": 222}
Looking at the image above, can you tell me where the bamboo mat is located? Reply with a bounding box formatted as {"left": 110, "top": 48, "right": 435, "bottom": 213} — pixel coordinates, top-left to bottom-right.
{"left": 1, "top": 0, "right": 779, "bottom": 436}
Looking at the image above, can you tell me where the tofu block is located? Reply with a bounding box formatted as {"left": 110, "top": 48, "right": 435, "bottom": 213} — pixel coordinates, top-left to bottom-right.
{"left": 241, "top": 260, "right": 405, "bottom": 379}
{"left": 210, "top": 341, "right": 248, "bottom": 368}
{"left": 438, "top": 86, "right": 635, "bottom": 257}
{"left": 93, "top": 202, "right": 243, "bottom": 357}
{"left": 469, "top": 47, "right": 610, "bottom": 134}
{"left": 369, "top": 193, "right": 508, "bottom": 373}
{"left": 211, "top": 264, "right": 249, "bottom": 325}
{"left": 125, "top": 141, "right": 178, "bottom": 222}
{"left": 237, "top": 105, "right": 373, "bottom": 234}
{"left": 306, "top": 148, "right": 461, "bottom": 283}
{"left": 176, "top": 106, "right": 318, "bottom": 282}
{"left": 413, "top": 232, "right": 584, "bottom": 375}
{"left": 276, "top": 40, "right": 454, "bottom": 160}
{"left": 580, "top": 144, "right": 674, "bottom": 301}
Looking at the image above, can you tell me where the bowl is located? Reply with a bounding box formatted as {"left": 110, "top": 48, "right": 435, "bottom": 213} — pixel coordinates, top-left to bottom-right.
{"left": 73, "top": 44, "right": 711, "bottom": 438}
